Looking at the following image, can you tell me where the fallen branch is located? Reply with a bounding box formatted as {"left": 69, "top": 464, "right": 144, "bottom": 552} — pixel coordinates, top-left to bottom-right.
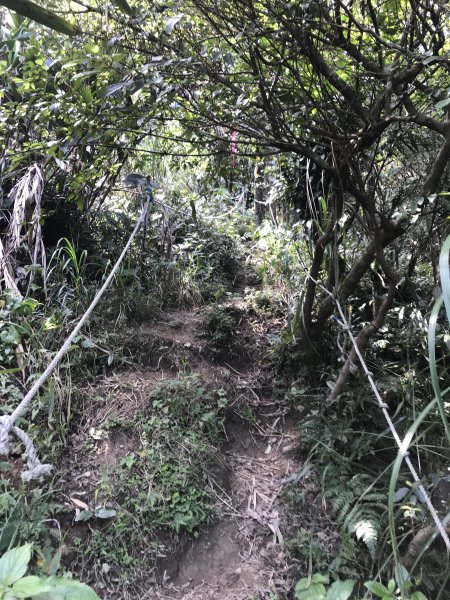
{"left": 402, "top": 519, "right": 450, "bottom": 570}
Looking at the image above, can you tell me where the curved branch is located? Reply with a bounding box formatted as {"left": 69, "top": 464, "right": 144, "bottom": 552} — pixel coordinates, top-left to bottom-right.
{"left": 424, "top": 130, "right": 450, "bottom": 196}
{"left": 326, "top": 282, "right": 396, "bottom": 402}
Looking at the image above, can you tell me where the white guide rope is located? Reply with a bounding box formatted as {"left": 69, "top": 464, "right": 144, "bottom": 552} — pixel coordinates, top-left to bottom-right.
{"left": 0, "top": 192, "right": 151, "bottom": 481}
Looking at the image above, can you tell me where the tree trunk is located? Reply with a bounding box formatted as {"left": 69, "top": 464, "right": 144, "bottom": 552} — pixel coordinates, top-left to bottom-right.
{"left": 325, "top": 282, "right": 396, "bottom": 402}
{"left": 309, "top": 220, "right": 404, "bottom": 342}
{"left": 253, "top": 160, "right": 266, "bottom": 225}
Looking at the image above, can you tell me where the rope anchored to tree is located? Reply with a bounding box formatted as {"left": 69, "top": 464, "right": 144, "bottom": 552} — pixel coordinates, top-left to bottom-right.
{"left": 0, "top": 187, "right": 152, "bottom": 481}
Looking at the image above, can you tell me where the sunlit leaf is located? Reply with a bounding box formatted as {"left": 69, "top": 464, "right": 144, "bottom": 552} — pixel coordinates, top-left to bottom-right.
{"left": 12, "top": 575, "right": 51, "bottom": 598}
{"left": 435, "top": 98, "right": 450, "bottom": 110}
{"left": 364, "top": 581, "right": 390, "bottom": 597}
{"left": 165, "top": 14, "right": 183, "bottom": 34}
{"left": 0, "top": 544, "right": 31, "bottom": 588}
{"left": 326, "top": 580, "right": 355, "bottom": 600}
{"left": 95, "top": 508, "right": 117, "bottom": 519}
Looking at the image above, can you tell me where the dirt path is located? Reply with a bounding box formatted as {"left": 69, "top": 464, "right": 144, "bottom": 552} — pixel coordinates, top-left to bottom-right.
{"left": 153, "top": 416, "right": 299, "bottom": 600}
{"left": 148, "top": 306, "right": 300, "bottom": 600}
{"left": 64, "top": 294, "right": 302, "bottom": 599}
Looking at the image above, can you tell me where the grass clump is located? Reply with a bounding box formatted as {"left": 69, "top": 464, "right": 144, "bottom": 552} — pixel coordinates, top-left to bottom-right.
{"left": 202, "top": 306, "right": 239, "bottom": 358}
{"left": 247, "top": 289, "right": 285, "bottom": 317}
{"left": 0, "top": 480, "right": 63, "bottom": 555}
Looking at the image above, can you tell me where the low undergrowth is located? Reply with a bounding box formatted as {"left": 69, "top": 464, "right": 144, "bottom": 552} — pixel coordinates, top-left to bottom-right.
{"left": 201, "top": 305, "right": 240, "bottom": 359}
{"left": 64, "top": 375, "right": 228, "bottom": 590}
{"left": 281, "top": 342, "right": 450, "bottom": 599}
{"left": 0, "top": 205, "right": 245, "bottom": 594}
{"left": 249, "top": 222, "right": 450, "bottom": 599}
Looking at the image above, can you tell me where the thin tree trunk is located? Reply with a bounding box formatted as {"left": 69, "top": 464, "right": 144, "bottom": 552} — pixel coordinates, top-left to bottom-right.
{"left": 310, "top": 220, "right": 404, "bottom": 340}
{"left": 325, "top": 282, "right": 396, "bottom": 402}
{"left": 253, "top": 160, "right": 266, "bottom": 225}
{"left": 300, "top": 184, "right": 344, "bottom": 341}
{"left": 300, "top": 222, "right": 334, "bottom": 339}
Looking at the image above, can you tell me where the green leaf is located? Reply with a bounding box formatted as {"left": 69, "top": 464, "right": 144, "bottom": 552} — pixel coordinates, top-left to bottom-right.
{"left": 48, "top": 551, "right": 61, "bottom": 577}
{"left": 428, "top": 293, "right": 450, "bottom": 444}
{"left": 165, "top": 14, "right": 183, "bottom": 34}
{"left": 112, "top": 0, "right": 132, "bottom": 16}
{"left": 0, "top": 544, "right": 31, "bottom": 588}
{"left": 11, "top": 575, "right": 51, "bottom": 597}
{"left": 0, "top": 0, "right": 79, "bottom": 36}
{"left": 410, "top": 593, "right": 428, "bottom": 600}
{"left": 394, "top": 564, "right": 411, "bottom": 589}
{"left": 326, "top": 579, "right": 355, "bottom": 600}
{"left": 81, "top": 339, "right": 95, "bottom": 349}
{"left": 393, "top": 487, "right": 409, "bottom": 502}
{"left": 295, "top": 578, "right": 311, "bottom": 591}
{"left": 295, "top": 582, "right": 327, "bottom": 600}
{"left": 98, "top": 80, "right": 133, "bottom": 98}
{"left": 71, "top": 70, "right": 99, "bottom": 82}
{"left": 44, "top": 577, "right": 101, "bottom": 599}
{"left": 0, "top": 522, "right": 19, "bottom": 554}
{"left": 94, "top": 509, "right": 117, "bottom": 519}
{"left": 123, "top": 172, "right": 147, "bottom": 187}
{"left": 435, "top": 98, "right": 450, "bottom": 110}
{"left": 0, "top": 326, "right": 22, "bottom": 345}
{"left": 364, "top": 581, "right": 391, "bottom": 597}
{"left": 75, "top": 510, "right": 93, "bottom": 522}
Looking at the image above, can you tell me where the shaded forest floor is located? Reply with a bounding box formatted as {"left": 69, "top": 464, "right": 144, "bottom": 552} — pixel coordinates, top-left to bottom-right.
{"left": 57, "top": 264, "right": 333, "bottom": 599}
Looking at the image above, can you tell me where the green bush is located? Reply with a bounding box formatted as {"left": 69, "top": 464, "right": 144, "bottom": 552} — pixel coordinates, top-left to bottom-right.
{"left": 202, "top": 306, "right": 238, "bottom": 358}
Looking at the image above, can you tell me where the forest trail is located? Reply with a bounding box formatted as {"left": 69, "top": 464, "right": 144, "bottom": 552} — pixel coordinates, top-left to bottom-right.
{"left": 64, "top": 279, "right": 303, "bottom": 599}
{"left": 149, "top": 304, "right": 301, "bottom": 600}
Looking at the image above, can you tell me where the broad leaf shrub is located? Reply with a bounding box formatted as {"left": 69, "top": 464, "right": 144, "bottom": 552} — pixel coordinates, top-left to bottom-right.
{"left": 0, "top": 544, "right": 99, "bottom": 599}
{"left": 294, "top": 574, "right": 355, "bottom": 600}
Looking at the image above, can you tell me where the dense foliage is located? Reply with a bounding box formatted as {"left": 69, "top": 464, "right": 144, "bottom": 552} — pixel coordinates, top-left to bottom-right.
{"left": 1, "top": 0, "right": 450, "bottom": 598}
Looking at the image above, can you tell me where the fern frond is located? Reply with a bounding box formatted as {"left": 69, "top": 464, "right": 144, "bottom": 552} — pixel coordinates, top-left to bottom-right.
{"left": 326, "top": 473, "right": 384, "bottom": 558}
{"left": 352, "top": 518, "right": 379, "bottom": 559}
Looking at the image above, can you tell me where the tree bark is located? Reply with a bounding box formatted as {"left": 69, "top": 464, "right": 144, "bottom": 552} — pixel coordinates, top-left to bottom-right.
{"left": 325, "top": 282, "right": 396, "bottom": 402}
{"left": 423, "top": 130, "right": 450, "bottom": 196}
{"left": 300, "top": 222, "right": 335, "bottom": 339}
{"left": 310, "top": 220, "right": 404, "bottom": 341}
{"left": 253, "top": 160, "right": 267, "bottom": 225}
